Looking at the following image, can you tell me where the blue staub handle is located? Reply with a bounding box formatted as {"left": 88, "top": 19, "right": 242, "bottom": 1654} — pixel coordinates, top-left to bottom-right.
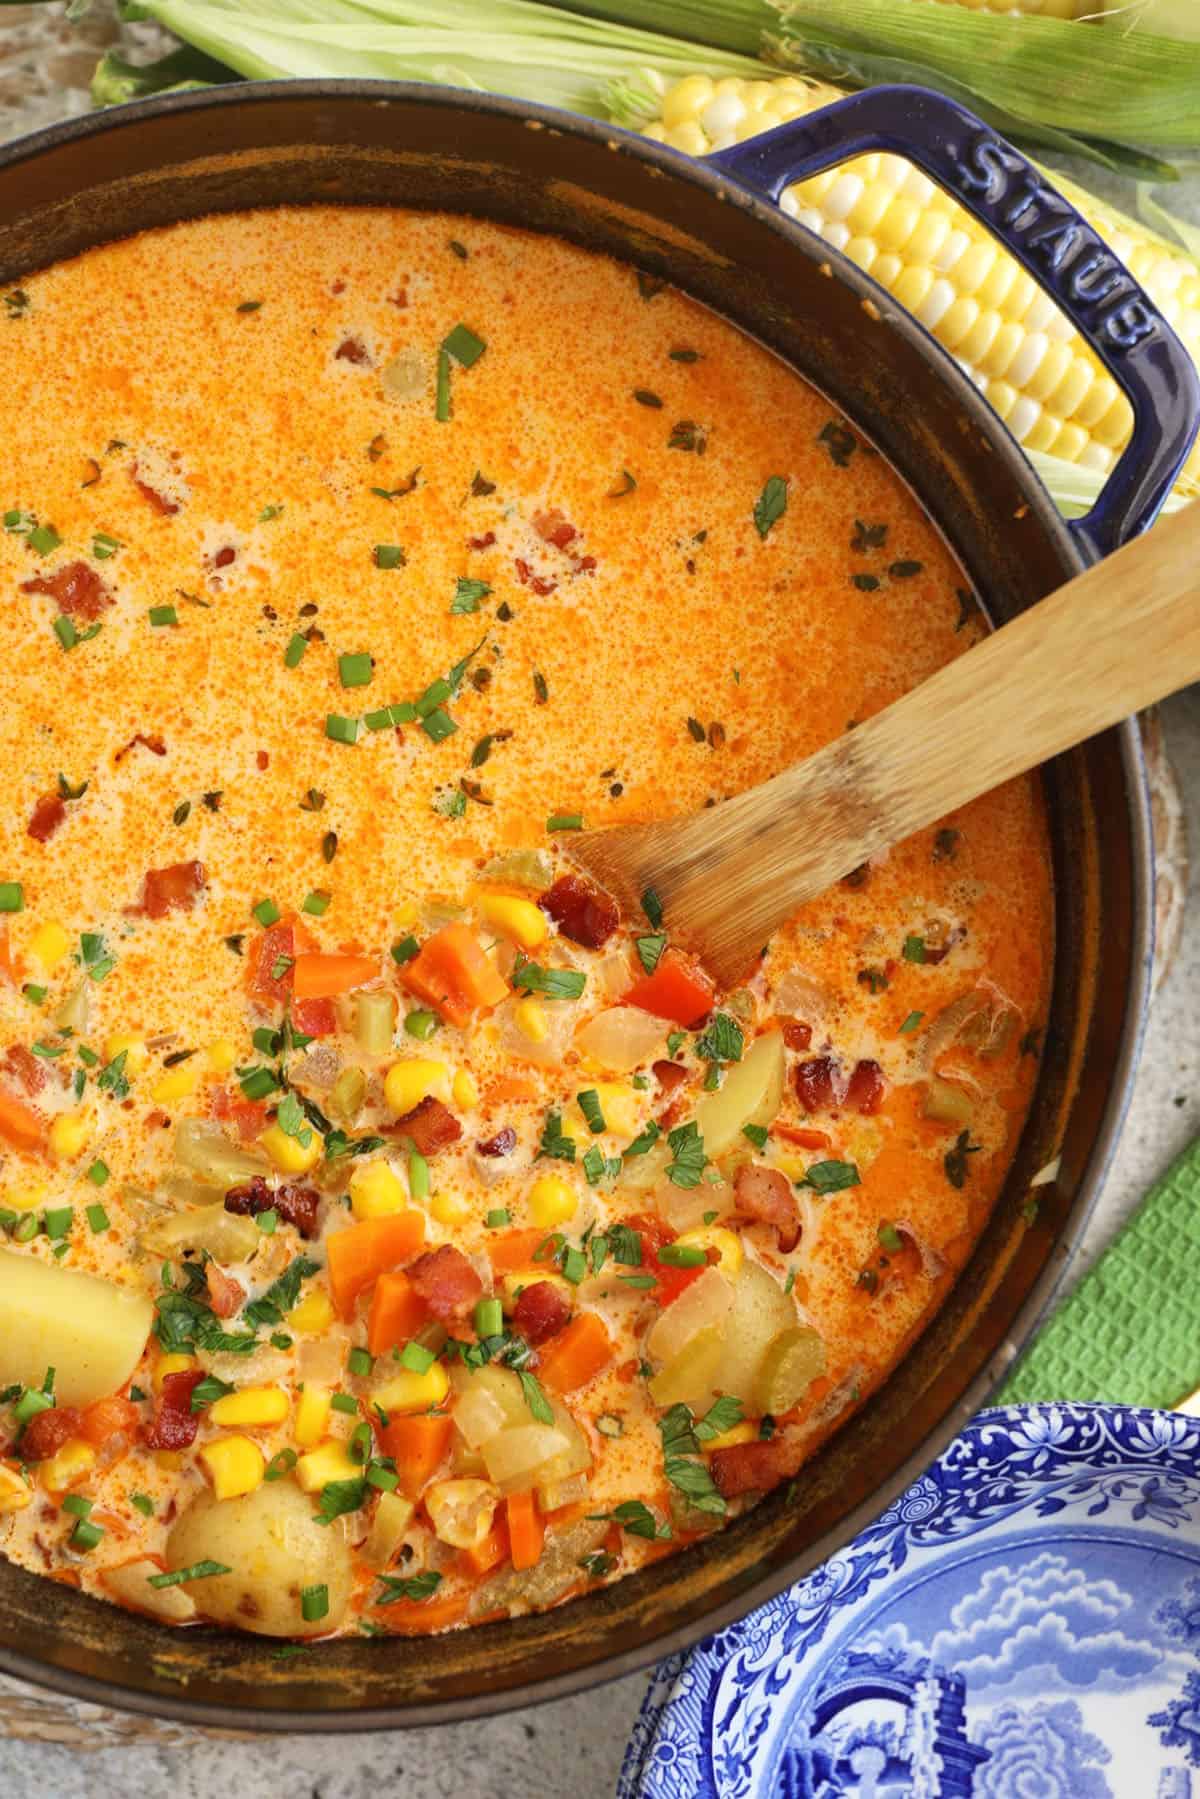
{"left": 711, "top": 85, "right": 1199, "bottom": 561}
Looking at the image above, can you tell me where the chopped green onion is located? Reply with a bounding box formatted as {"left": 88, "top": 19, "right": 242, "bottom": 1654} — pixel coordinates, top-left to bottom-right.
{"left": 302, "top": 889, "right": 331, "bottom": 917}
{"left": 404, "top": 1008, "right": 438, "bottom": 1040}
{"left": 27, "top": 523, "right": 61, "bottom": 555}
{"left": 399, "top": 1340, "right": 435, "bottom": 1374}
{"left": 485, "top": 1208, "right": 510, "bottom": 1229}
{"left": 148, "top": 1560, "right": 231, "bottom": 1589}
{"left": 130, "top": 1492, "right": 154, "bottom": 1518}
{"left": 252, "top": 898, "right": 280, "bottom": 927}
{"left": 149, "top": 605, "right": 178, "bottom": 628}
{"left": 300, "top": 1583, "right": 329, "bottom": 1623}
{"left": 85, "top": 1203, "right": 110, "bottom": 1234}
{"left": 391, "top": 934, "right": 419, "bottom": 965}
{"left": 339, "top": 651, "right": 373, "bottom": 688}
{"left": 22, "top": 983, "right": 46, "bottom": 1004}
{"left": 473, "top": 1297, "right": 503, "bottom": 1339}
{"left": 0, "top": 883, "right": 24, "bottom": 913}
{"left": 348, "top": 1347, "right": 374, "bottom": 1378}
{"left": 70, "top": 1519, "right": 105, "bottom": 1552}
{"left": 256, "top": 1209, "right": 278, "bottom": 1235}
{"left": 878, "top": 1222, "right": 904, "bottom": 1254}
{"left": 902, "top": 934, "right": 927, "bottom": 964}
{"left": 62, "top": 1493, "right": 93, "bottom": 1519}
{"left": 657, "top": 1242, "right": 706, "bottom": 1268}
{"left": 325, "top": 714, "right": 361, "bottom": 745}
{"left": 420, "top": 707, "right": 456, "bottom": 743}
{"left": 330, "top": 1392, "right": 359, "bottom": 1416}
{"left": 43, "top": 1207, "right": 73, "bottom": 1241}
{"left": 265, "top": 1448, "right": 298, "bottom": 1483}
{"left": 435, "top": 346, "right": 452, "bottom": 421}
{"left": 742, "top": 1123, "right": 769, "bottom": 1149}
{"left": 547, "top": 813, "right": 583, "bottom": 832}
{"left": 407, "top": 1151, "right": 430, "bottom": 1202}
{"left": 284, "top": 633, "right": 308, "bottom": 668}
{"left": 577, "top": 1089, "right": 606, "bottom": 1134}
{"left": 899, "top": 1010, "right": 924, "bottom": 1034}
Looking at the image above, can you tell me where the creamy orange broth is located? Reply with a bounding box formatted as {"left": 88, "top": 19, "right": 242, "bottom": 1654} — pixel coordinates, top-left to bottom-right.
{"left": 0, "top": 207, "right": 1050, "bottom": 1639}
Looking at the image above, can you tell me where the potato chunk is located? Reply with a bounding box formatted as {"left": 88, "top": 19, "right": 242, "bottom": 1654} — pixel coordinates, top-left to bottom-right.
{"left": 165, "top": 1480, "right": 353, "bottom": 1637}
{"left": 0, "top": 1249, "right": 153, "bottom": 1407}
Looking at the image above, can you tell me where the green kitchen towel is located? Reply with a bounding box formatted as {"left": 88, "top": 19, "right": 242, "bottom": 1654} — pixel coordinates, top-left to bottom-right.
{"left": 998, "top": 1134, "right": 1200, "bottom": 1408}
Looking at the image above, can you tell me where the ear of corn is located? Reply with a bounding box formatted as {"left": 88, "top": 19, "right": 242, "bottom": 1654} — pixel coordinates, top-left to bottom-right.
{"left": 644, "top": 73, "right": 1200, "bottom": 501}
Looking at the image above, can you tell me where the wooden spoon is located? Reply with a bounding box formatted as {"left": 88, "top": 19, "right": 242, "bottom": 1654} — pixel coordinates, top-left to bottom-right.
{"left": 571, "top": 500, "right": 1199, "bottom": 990}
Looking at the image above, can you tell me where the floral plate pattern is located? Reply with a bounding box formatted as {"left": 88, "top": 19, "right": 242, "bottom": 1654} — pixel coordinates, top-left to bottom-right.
{"left": 619, "top": 1404, "right": 1200, "bottom": 1798}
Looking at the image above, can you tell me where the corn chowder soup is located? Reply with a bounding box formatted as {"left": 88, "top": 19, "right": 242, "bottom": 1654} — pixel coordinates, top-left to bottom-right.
{"left": 0, "top": 208, "right": 1050, "bottom": 1640}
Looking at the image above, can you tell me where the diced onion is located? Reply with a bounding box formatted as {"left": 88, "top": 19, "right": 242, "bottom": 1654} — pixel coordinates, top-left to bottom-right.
{"left": 482, "top": 1423, "right": 572, "bottom": 1493}
{"left": 174, "top": 1117, "right": 269, "bottom": 1189}
{"left": 574, "top": 1005, "right": 667, "bottom": 1073}
{"left": 645, "top": 1266, "right": 733, "bottom": 1366}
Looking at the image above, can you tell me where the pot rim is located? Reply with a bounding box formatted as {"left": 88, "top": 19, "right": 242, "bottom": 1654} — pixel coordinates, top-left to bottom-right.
{"left": 0, "top": 76, "right": 1154, "bottom": 1731}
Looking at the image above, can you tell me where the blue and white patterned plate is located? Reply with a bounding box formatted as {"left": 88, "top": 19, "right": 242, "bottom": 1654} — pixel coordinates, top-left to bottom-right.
{"left": 619, "top": 1404, "right": 1200, "bottom": 1798}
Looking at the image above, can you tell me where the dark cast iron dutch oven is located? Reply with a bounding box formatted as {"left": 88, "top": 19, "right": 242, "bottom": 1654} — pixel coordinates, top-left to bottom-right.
{"left": 0, "top": 78, "right": 1195, "bottom": 1731}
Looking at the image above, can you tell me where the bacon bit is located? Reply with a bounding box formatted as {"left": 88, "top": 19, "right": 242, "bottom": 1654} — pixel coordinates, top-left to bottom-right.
{"left": 389, "top": 289, "right": 408, "bottom": 309}
{"left": 477, "top": 1126, "right": 517, "bottom": 1158}
{"left": 212, "top": 545, "right": 236, "bottom": 570}
{"left": 390, "top": 1094, "right": 462, "bottom": 1157}
{"left": 467, "top": 532, "right": 496, "bottom": 551}
{"left": 845, "top": 1058, "right": 886, "bottom": 1115}
{"left": 27, "top": 793, "right": 66, "bottom": 843}
{"left": 532, "top": 509, "right": 578, "bottom": 551}
{"left": 572, "top": 554, "right": 597, "bottom": 576}
{"left": 205, "top": 1262, "right": 243, "bottom": 1319}
{"left": 780, "top": 1017, "right": 812, "bottom": 1052}
{"left": 145, "top": 1370, "right": 205, "bottom": 1450}
{"left": 130, "top": 859, "right": 206, "bottom": 919}
{"left": 21, "top": 560, "right": 112, "bottom": 620}
{"left": 512, "top": 1280, "right": 571, "bottom": 1345}
{"left": 114, "top": 732, "right": 167, "bottom": 764}
{"left": 330, "top": 279, "right": 346, "bottom": 296}
{"left": 248, "top": 921, "right": 294, "bottom": 1005}
{"left": 539, "top": 874, "right": 619, "bottom": 949}
{"left": 406, "top": 1245, "right": 482, "bottom": 1322}
{"left": 3, "top": 1043, "right": 46, "bottom": 1096}
{"left": 794, "top": 1055, "right": 841, "bottom": 1113}
{"left": 711, "top": 1435, "right": 795, "bottom": 1498}
{"left": 923, "top": 931, "right": 964, "bottom": 967}
{"left": 224, "top": 1175, "right": 321, "bottom": 1239}
{"left": 292, "top": 995, "right": 337, "bottom": 1039}
{"left": 514, "top": 557, "right": 557, "bottom": 597}
{"left": 733, "top": 1162, "right": 801, "bottom": 1252}
{"left": 20, "top": 1406, "right": 85, "bottom": 1462}
{"left": 335, "top": 336, "right": 371, "bottom": 365}
{"left": 131, "top": 464, "right": 179, "bottom": 516}
{"left": 652, "top": 1059, "right": 688, "bottom": 1098}
{"left": 256, "top": 750, "right": 270, "bottom": 771}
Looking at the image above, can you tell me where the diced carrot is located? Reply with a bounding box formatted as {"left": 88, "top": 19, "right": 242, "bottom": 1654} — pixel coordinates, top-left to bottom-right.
{"left": 487, "top": 1227, "right": 552, "bottom": 1278}
{"left": 623, "top": 947, "right": 716, "bottom": 1028}
{"left": 292, "top": 952, "right": 378, "bottom": 1000}
{"left": 80, "top": 1395, "right": 141, "bottom": 1448}
{"left": 538, "top": 1312, "right": 615, "bottom": 1393}
{"left": 327, "top": 1211, "right": 426, "bottom": 1318}
{"left": 771, "top": 1122, "right": 831, "bottom": 1150}
{"left": 377, "top": 1591, "right": 470, "bottom": 1634}
{"left": 483, "top": 1075, "right": 540, "bottom": 1107}
{"left": 403, "top": 923, "right": 508, "bottom": 1027}
{"left": 459, "top": 1518, "right": 510, "bottom": 1578}
{"left": 505, "top": 1490, "right": 545, "bottom": 1571}
{"left": 0, "top": 922, "right": 22, "bottom": 986}
{"left": 367, "top": 1270, "right": 429, "bottom": 1356}
{"left": 380, "top": 1412, "right": 453, "bottom": 1500}
{"left": 210, "top": 1085, "right": 268, "bottom": 1143}
{"left": 0, "top": 1086, "right": 46, "bottom": 1152}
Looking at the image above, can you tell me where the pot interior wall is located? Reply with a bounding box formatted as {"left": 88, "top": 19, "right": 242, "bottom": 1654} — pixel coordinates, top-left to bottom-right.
{"left": 0, "top": 86, "right": 1146, "bottom": 1726}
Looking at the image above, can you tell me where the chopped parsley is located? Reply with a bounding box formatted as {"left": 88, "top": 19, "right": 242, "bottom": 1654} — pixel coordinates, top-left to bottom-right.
{"left": 451, "top": 577, "right": 491, "bottom": 614}
{"left": 753, "top": 475, "right": 788, "bottom": 539}
{"left": 944, "top": 1128, "right": 982, "bottom": 1190}
{"left": 666, "top": 1120, "right": 707, "bottom": 1189}
{"left": 693, "top": 1012, "right": 743, "bottom": 1064}
{"left": 800, "top": 1160, "right": 861, "bottom": 1194}
{"left": 511, "top": 955, "right": 585, "bottom": 1001}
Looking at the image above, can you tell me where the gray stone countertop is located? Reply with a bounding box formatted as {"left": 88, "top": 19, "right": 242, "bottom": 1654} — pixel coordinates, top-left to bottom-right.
{"left": 0, "top": 7, "right": 1196, "bottom": 1794}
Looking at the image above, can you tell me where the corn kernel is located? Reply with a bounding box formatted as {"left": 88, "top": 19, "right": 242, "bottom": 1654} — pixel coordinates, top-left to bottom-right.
{"left": 499, "top": 1269, "right": 573, "bottom": 1314}
{"left": 288, "top": 1291, "right": 335, "bottom": 1334}
{"left": 675, "top": 1226, "right": 743, "bottom": 1278}
{"left": 393, "top": 900, "right": 419, "bottom": 930}
{"left": 4, "top": 1183, "right": 46, "bottom": 1215}
{"left": 0, "top": 1464, "right": 31, "bottom": 1514}
{"left": 374, "top": 1363, "right": 450, "bottom": 1415}
{"left": 151, "top": 1064, "right": 201, "bottom": 1105}
{"left": 425, "top": 1478, "right": 499, "bottom": 1550}
{"left": 200, "top": 1434, "right": 265, "bottom": 1501}
{"left": 294, "top": 1384, "right": 333, "bottom": 1447}
{"left": 104, "top": 1033, "right": 150, "bottom": 1076}
{"left": 512, "top": 997, "right": 548, "bottom": 1043}
{"left": 528, "top": 1173, "right": 577, "bottom": 1230}
{"left": 209, "top": 1385, "right": 290, "bottom": 1428}
{"left": 452, "top": 1069, "right": 478, "bottom": 1111}
{"left": 48, "top": 1109, "right": 91, "bottom": 1160}
{"left": 154, "top": 1352, "right": 196, "bottom": 1392}
{"left": 39, "top": 1438, "right": 96, "bottom": 1492}
{"left": 206, "top": 1038, "right": 238, "bottom": 1075}
{"left": 586, "top": 1082, "right": 642, "bottom": 1139}
{"left": 155, "top": 1450, "right": 184, "bottom": 1472}
{"left": 704, "top": 1419, "right": 758, "bottom": 1453}
{"left": 384, "top": 1058, "right": 450, "bottom": 1117}
{"left": 429, "top": 1189, "right": 472, "bottom": 1228}
{"left": 476, "top": 892, "right": 548, "bottom": 950}
{"left": 349, "top": 1158, "right": 407, "bottom": 1221}
{"left": 295, "top": 1440, "right": 362, "bottom": 1493}
{"left": 260, "top": 1120, "right": 323, "bottom": 1175}
{"left": 27, "top": 922, "right": 70, "bottom": 972}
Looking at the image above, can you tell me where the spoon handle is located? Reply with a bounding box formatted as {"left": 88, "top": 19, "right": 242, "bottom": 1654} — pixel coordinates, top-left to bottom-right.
{"left": 589, "top": 501, "right": 1199, "bottom": 985}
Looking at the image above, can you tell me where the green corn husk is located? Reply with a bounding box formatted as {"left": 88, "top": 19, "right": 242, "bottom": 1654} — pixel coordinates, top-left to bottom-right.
{"left": 101, "top": 0, "right": 765, "bottom": 123}
{"left": 1097, "top": 0, "right": 1200, "bottom": 39}
{"left": 553, "top": 0, "right": 1200, "bottom": 176}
